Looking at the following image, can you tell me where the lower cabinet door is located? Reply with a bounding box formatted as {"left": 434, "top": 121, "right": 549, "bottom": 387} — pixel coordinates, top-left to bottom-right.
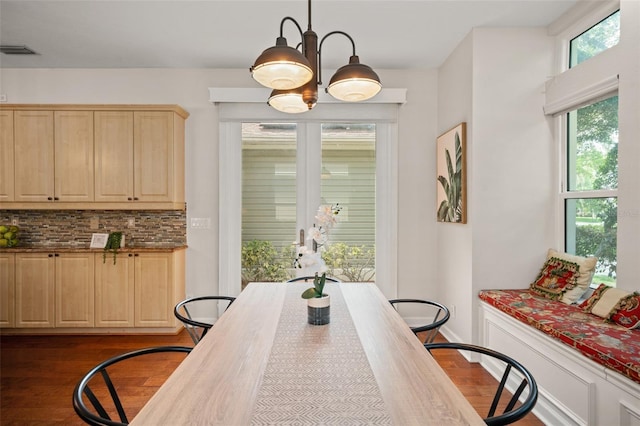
{"left": 55, "top": 253, "right": 95, "bottom": 327}
{"left": 134, "top": 253, "right": 174, "bottom": 327}
{"left": 95, "top": 253, "right": 135, "bottom": 327}
{"left": 0, "top": 253, "right": 15, "bottom": 328}
{"left": 15, "top": 253, "right": 55, "bottom": 328}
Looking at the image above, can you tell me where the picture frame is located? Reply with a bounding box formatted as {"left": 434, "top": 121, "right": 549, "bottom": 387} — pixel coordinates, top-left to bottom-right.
{"left": 436, "top": 122, "right": 467, "bottom": 224}
{"left": 90, "top": 233, "right": 109, "bottom": 248}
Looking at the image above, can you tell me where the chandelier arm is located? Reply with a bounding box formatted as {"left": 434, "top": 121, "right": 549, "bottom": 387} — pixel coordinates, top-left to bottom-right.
{"left": 280, "top": 16, "right": 306, "bottom": 51}
{"left": 317, "top": 30, "right": 357, "bottom": 86}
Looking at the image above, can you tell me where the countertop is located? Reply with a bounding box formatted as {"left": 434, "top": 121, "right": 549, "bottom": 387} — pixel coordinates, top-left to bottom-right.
{"left": 1, "top": 245, "right": 187, "bottom": 253}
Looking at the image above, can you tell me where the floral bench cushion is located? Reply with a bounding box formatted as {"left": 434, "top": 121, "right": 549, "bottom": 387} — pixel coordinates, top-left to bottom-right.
{"left": 479, "top": 289, "right": 640, "bottom": 384}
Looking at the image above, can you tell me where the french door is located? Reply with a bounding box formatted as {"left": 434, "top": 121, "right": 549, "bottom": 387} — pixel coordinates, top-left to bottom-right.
{"left": 241, "top": 122, "right": 377, "bottom": 287}
{"left": 218, "top": 103, "right": 398, "bottom": 298}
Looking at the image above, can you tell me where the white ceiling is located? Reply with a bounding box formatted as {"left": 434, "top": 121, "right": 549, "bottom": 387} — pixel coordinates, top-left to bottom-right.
{"left": 0, "top": 0, "right": 578, "bottom": 70}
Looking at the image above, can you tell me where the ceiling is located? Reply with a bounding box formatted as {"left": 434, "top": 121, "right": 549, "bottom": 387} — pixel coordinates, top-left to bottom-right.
{"left": 0, "top": 0, "right": 578, "bottom": 70}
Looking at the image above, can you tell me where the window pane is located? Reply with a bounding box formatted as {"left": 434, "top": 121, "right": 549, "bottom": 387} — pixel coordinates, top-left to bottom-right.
{"left": 565, "top": 198, "right": 617, "bottom": 285}
{"left": 321, "top": 123, "right": 376, "bottom": 282}
{"left": 241, "top": 123, "right": 296, "bottom": 287}
{"left": 566, "top": 96, "right": 618, "bottom": 191}
{"left": 569, "top": 10, "right": 620, "bottom": 68}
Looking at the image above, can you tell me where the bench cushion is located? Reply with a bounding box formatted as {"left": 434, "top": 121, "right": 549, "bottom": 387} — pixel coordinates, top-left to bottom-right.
{"left": 479, "top": 289, "right": 640, "bottom": 384}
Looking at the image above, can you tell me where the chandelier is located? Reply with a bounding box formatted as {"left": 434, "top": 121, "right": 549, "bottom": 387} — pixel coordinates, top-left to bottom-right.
{"left": 250, "top": 0, "right": 382, "bottom": 114}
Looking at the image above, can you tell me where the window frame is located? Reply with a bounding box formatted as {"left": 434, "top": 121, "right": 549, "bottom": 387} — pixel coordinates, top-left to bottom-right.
{"left": 552, "top": 2, "right": 621, "bottom": 284}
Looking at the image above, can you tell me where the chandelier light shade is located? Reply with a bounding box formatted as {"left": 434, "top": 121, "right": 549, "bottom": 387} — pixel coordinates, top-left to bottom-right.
{"left": 268, "top": 89, "right": 311, "bottom": 113}
{"left": 251, "top": 37, "right": 313, "bottom": 90}
{"left": 327, "top": 55, "right": 382, "bottom": 102}
{"left": 249, "top": 0, "right": 381, "bottom": 113}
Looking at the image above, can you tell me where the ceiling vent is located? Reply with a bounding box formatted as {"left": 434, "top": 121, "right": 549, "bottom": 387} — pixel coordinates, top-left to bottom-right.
{"left": 0, "top": 45, "right": 38, "bottom": 55}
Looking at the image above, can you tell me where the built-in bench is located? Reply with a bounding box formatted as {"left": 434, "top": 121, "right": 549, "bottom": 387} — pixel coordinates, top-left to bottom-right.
{"left": 478, "top": 289, "right": 640, "bottom": 426}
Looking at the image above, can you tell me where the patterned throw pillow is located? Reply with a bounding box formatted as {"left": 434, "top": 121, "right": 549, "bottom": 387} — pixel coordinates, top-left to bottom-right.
{"left": 579, "top": 283, "right": 610, "bottom": 312}
{"left": 609, "top": 293, "right": 640, "bottom": 329}
{"left": 545, "top": 249, "right": 597, "bottom": 305}
{"left": 529, "top": 257, "right": 579, "bottom": 300}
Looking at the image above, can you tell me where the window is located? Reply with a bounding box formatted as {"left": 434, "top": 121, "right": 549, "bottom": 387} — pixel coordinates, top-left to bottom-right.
{"left": 569, "top": 10, "right": 620, "bottom": 68}
{"left": 564, "top": 96, "right": 618, "bottom": 285}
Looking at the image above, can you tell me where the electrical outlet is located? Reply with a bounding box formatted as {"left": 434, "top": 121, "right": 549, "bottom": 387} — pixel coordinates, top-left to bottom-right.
{"left": 190, "top": 218, "right": 211, "bottom": 229}
{"left": 451, "top": 304, "right": 457, "bottom": 319}
{"left": 90, "top": 217, "right": 99, "bottom": 230}
{"left": 11, "top": 217, "right": 18, "bottom": 226}
{"left": 127, "top": 218, "right": 135, "bottom": 228}
{"left": 0, "top": 94, "right": 7, "bottom": 103}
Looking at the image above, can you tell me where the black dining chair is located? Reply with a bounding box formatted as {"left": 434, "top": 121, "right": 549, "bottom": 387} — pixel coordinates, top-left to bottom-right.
{"left": 424, "top": 342, "right": 538, "bottom": 426}
{"left": 388, "top": 298, "right": 450, "bottom": 343}
{"left": 174, "top": 296, "right": 236, "bottom": 344}
{"left": 73, "top": 346, "right": 192, "bottom": 426}
{"left": 286, "top": 276, "right": 341, "bottom": 283}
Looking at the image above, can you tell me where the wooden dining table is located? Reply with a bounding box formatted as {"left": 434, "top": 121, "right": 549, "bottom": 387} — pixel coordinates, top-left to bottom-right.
{"left": 131, "top": 282, "right": 485, "bottom": 425}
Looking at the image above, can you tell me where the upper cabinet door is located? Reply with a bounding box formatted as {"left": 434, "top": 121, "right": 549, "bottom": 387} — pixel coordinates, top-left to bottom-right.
{"left": 14, "top": 111, "right": 54, "bottom": 201}
{"left": 54, "top": 111, "right": 95, "bottom": 202}
{"left": 0, "top": 111, "right": 14, "bottom": 202}
{"left": 94, "top": 111, "right": 134, "bottom": 201}
{"left": 134, "top": 111, "right": 174, "bottom": 202}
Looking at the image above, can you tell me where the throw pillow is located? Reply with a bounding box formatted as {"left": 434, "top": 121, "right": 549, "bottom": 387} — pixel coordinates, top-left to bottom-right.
{"left": 609, "top": 293, "right": 640, "bottom": 329}
{"left": 529, "top": 256, "right": 580, "bottom": 301}
{"left": 546, "top": 249, "right": 597, "bottom": 305}
{"left": 579, "top": 283, "right": 631, "bottom": 318}
{"left": 579, "top": 283, "right": 609, "bottom": 312}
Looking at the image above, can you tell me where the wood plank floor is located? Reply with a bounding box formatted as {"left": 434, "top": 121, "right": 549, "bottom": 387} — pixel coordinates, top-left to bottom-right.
{"left": 0, "top": 330, "right": 543, "bottom": 425}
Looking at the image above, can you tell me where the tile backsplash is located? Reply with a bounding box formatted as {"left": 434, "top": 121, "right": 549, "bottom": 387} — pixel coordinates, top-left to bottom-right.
{"left": 0, "top": 210, "right": 186, "bottom": 248}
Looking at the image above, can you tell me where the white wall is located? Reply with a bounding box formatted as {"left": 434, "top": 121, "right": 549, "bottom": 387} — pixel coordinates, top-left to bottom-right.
{"left": 437, "top": 28, "right": 556, "bottom": 344}
{"left": 471, "top": 28, "right": 556, "bottom": 342}
{"left": 0, "top": 68, "right": 440, "bottom": 303}
{"left": 436, "top": 33, "right": 474, "bottom": 343}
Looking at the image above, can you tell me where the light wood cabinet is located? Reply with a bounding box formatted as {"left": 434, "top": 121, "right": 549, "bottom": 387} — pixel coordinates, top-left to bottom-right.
{"left": 14, "top": 252, "right": 94, "bottom": 328}
{"left": 1, "top": 104, "right": 188, "bottom": 210}
{"left": 96, "top": 250, "right": 184, "bottom": 329}
{"left": 135, "top": 252, "right": 176, "bottom": 327}
{"left": 0, "top": 253, "right": 15, "bottom": 327}
{"left": 54, "top": 111, "right": 94, "bottom": 202}
{"left": 54, "top": 253, "right": 95, "bottom": 327}
{"left": 134, "top": 111, "right": 182, "bottom": 202}
{"left": 0, "top": 110, "right": 14, "bottom": 201}
{"left": 95, "top": 253, "right": 135, "bottom": 328}
{"left": 94, "top": 111, "right": 134, "bottom": 202}
{"left": 3, "top": 249, "right": 185, "bottom": 333}
{"left": 12, "top": 110, "right": 94, "bottom": 202}
{"left": 14, "top": 111, "right": 54, "bottom": 202}
{"left": 15, "top": 253, "right": 55, "bottom": 328}
{"left": 95, "top": 111, "right": 184, "bottom": 203}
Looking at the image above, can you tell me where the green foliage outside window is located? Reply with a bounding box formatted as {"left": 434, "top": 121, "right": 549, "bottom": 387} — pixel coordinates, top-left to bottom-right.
{"left": 241, "top": 240, "right": 290, "bottom": 289}
{"left": 322, "top": 242, "right": 375, "bottom": 282}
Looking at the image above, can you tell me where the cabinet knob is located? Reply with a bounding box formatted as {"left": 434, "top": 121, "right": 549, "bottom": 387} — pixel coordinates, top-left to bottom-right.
{"left": 47, "top": 197, "right": 53, "bottom": 201}
{"left": 54, "top": 253, "right": 59, "bottom": 257}
{"left": 134, "top": 197, "right": 139, "bottom": 201}
{"left": 128, "top": 197, "right": 133, "bottom": 201}
{"left": 128, "top": 254, "right": 133, "bottom": 257}
{"left": 134, "top": 253, "right": 139, "bottom": 257}
{"left": 48, "top": 254, "right": 54, "bottom": 257}
{"left": 54, "top": 197, "right": 59, "bottom": 201}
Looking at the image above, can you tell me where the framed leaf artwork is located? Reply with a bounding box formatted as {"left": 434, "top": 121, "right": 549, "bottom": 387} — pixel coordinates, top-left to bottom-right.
{"left": 436, "top": 122, "right": 467, "bottom": 223}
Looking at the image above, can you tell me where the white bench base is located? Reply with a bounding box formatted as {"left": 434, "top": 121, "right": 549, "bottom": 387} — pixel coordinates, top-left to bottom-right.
{"left": 479, "top": 301, "right": 640, "bottom": 426}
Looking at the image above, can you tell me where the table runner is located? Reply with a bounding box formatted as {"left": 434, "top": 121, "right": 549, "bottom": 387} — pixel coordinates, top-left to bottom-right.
{"left": 250, "top": 283, "right": 392, "bottom": 425}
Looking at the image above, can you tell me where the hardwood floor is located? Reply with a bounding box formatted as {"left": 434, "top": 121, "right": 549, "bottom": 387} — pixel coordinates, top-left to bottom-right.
{"left": 0, "top": 330, "right": 543, "bottom": 425}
